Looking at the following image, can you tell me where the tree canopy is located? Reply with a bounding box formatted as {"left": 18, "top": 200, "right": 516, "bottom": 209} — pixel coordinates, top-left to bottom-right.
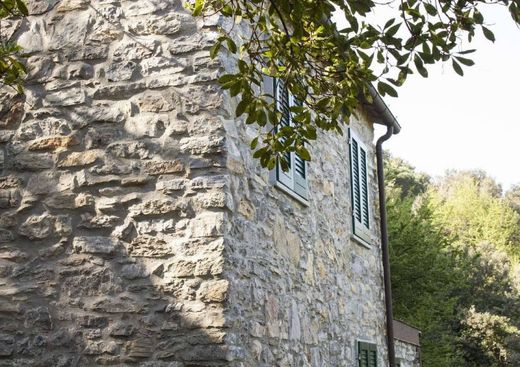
{"left": 386, "top": 156, "right": 520, "bottom": 367}
{"left": 187, "top": 0, "right": 520, "bottom": 168}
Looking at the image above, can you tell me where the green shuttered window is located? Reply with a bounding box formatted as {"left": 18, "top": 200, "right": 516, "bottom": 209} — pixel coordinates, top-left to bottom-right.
{"left": 350, "top": 130, "right": 371, "bottom": 243}
{"left": 358, "top": 341, "right": 377, "bottom": 367}
{"left": 274, "top": 78, "right": 309, "bottom": 201}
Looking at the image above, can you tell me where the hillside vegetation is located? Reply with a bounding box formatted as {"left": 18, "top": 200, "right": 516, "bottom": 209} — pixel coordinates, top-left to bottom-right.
{"left": 386, "top": 156, "right": 520, "bottom": 367}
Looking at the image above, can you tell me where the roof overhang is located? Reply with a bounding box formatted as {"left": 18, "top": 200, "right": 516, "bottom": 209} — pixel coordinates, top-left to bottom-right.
{"left": 363, "top": 84, "right": 401, "bottom": 134}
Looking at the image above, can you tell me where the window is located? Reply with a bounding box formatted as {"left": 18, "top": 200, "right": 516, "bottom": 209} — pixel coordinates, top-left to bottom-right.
{"left": 358, "top": 341, "right": 377, "bottom": 367}
{"left": 273, "top": 78, "right": 309, "bottom": 201}
{"left": 350, "top": 130, "right": 371, "bottom": 243}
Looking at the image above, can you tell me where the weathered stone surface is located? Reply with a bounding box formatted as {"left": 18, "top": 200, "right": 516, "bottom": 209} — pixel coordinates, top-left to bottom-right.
{"left": 44, "top": 192, "right": 94, "bottom": 209}
{"left": 28, "top": 0, "right": 60, "bottom": 15}
{"left": 106, "top": 141, "right": 150, "bottom": 159}
{"left": 144, "top": 160, "right": 185, "bottom": 175}
{"left": 18, "top": 214, "right": 71, "bottom": 240}
{"left": 0, "top": 230, "right": 15, "bottom": 244}
{"left": 156, "top": 179, "right": 186, "bottom": 193}
{"left": 28, "top": 136, "right": 79, "bottom": 151}
{"left": 0, "top": 334, "right": 14, "bottom": 356}
{"left": 130, "top": 199, "right": 187, "bottom": 217}
{"left": 0, "top": 189, "right": 20, "bottom": 208}
{"left": 197, "top": 280, "right": 228, "bottom": 303}
{"left": 78, "top": 214, "right": 119, "bottom": 229}
{"left": 128, "top": 235, "right": 172, "bottom": 257}
{"left": 57, "top": 150, "right": 103, "bottom": 168}
{"left": 11, "top": 152, "right": 54, "bottom": 171}
{"left": 0, "top": 2, "right": 404, "bottom": 367}
{"left": 187, "top": 213, "right": 225, "bottom": 238}
{"left": 73, "top": 236, "right": 118, "bottom": 254}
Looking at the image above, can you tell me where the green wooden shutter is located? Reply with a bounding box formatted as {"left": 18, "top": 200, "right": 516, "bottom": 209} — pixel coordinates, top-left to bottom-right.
{"left": 358, "top": 342, "right": 377, "bottom": 367}
{"left": 350, "top": 130, "right": 371, "bottom": 243}
{"left": 360, "top": 147, "right": 369, "bottom": 228}
{"left": 351, "top": 138, "right": 361, "bottom": 222}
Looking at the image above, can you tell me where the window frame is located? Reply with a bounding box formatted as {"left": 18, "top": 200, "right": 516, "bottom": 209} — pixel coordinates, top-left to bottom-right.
{"left": 349, "top": 128, "right": 372, "bottom": 246}
{"left": 267, "top": 77, "right": 309, "bottom": 205}
{"left": 357, "top": 341, "right": 378, "bottom": 367}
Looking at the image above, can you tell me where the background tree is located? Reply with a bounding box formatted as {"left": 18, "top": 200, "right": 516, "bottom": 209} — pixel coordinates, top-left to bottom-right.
{"left": 188, "top": 0, "right": 520, "bottom": 168}
{"left": 386, "top": 155, "right": 465, "bottom": 366}
{"left": 386, "top": 156, "right": 520, "bottom": 367}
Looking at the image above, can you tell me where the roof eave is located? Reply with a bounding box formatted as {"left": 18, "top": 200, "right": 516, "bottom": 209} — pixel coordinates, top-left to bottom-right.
{"left": 363, "top": 84, "right": 401, "bottom": 134}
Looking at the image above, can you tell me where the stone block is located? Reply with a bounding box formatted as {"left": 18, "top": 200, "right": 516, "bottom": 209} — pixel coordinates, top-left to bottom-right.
{"left": 106, "top": 61, "right": 137, "bottom": 82}
{"left": 57, "top": 150, "right": 103, "bottom": 168}
{"left": 73, "top": 236, "right": 118, "bottom": 255}
{"left": 0, "top": 189, "right": 20, "bottom": 208}
{"left": 197, "top": 280, "right": 229, "bottom": 303}
{"left": 24, "top": 307, "right": 52, "bottom": 330}
{"left": 28, "top": 136, "right": 79, "bottom": 151}
{"left": 106, "top": 141, "right": 150, "bottom": 159}
{"left": 128, "top": 235, "right": 172, "bottom": 258}
{"left": 145, "top": 160, "right": 185, "bottom": 175}
{"left": 18, "top": 214, "right": 71, "bottom": 240}
{"left": 11, "top": 152, "right": 54, "bottom": 171}
{"left": 0, "top": 334, "right": 14, "bottom": 357}
{"left": 187, "top": 213, "right": 225, "bottom": 238}
{"left": 130, "top": 199, "right": 188, "bottom": 217}
{"left": 121, "top": 264, "right": 148, "bottom": 280}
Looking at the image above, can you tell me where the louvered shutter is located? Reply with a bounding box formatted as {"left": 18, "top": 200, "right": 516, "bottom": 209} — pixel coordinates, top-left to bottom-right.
{"left": 275, "top": 78, "right": 294, "bottom": 189}
{"left": 292, "top": 97, "right": 308, "bottom": 199}
{"left": 358, "top": 342, "right": 377, "bottom": 367}
{"left": 350, "top": 130, "right": 371, "bottom": 242}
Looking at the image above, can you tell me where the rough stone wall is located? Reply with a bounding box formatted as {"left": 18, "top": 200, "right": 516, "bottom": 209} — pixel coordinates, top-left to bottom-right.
{"left": 1, "top": 1, "right": 393, "bottom": 365}
{"left": 0, "top": 0, "right": 232, "bottom": 365}
{"left": 223, "top": 91, "right": 389, "bottom": 366}
{"left": 395, "top": 340, "right": 421, "bottom": 367}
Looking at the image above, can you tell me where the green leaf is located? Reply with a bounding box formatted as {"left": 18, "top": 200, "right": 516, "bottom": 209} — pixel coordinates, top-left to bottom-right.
{"left": 226, "top": 38, "right": 237, "bottom": 53}
{"left": 455, "top": 56, "right": 475, "bottom": 67}
{"left": 235, "top": 99, "right": 249, "bottom": 117}
{"left": 482, "top": 26, "right": 495, "bottom": 42}
{"left": 377, "top": 81, "right": 398, "bottom": 97}
{"left": 414, "top": 56, "right": 428, "bottom": 78}
{"left": 192, "top": 0, "right": 204, "bottom": 16}
{"left": 452, "top": 59, "right": 464, "bottom": 76}
{"left": 15, "top": 0, "right": 28, "bottom": 16}
{"left": 210, "top": 41, "right": 221, "bottom": 59}
{"left": 250, "top": 137, "right": 259, "bottom": 150}
{"left": 424, "top": 3, "right": 437, "bottom": 16}
{"left": 296, "top": 146, "right": 311, "bottom": 161}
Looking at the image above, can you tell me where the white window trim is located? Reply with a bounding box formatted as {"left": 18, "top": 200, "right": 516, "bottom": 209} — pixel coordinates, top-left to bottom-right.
{"left": 349, "top": 128, "right": 373, "bottom": 246}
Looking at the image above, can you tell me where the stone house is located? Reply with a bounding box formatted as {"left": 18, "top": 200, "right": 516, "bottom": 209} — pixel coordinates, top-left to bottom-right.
{"left": 0, "top": 0, "right": 420, "bottom": 366}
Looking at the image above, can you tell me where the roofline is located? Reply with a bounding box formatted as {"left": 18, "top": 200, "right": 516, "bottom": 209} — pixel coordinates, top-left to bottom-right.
{"left": 364, "top": 84, "right": 401, "bottom": 134}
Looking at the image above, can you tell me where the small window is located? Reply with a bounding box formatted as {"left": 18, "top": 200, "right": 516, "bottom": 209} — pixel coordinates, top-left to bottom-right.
{"left": 358, "top": 341, "right": 377, "bottom": 367}
{"left": 350, "top": 129, "right": 371, "bottom": 243}
{"left": 273, "top": 78, "right": 309, "bottom": 201}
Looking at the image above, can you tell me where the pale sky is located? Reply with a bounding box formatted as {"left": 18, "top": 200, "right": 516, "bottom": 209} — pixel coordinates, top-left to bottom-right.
{"left": 336, "top": 6, "right": 520, "bottom": 191}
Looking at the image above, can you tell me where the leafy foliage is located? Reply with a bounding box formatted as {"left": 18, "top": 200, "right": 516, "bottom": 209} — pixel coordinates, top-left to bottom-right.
{"left": 430, "top": 171, "right": 520, "bottom": 257}
{"left": 0, "top": 0, "right": 28, "bottom": 92}
{"left": 386, "top": 156, "right": 520, "bottom": 366}
{"left": 188, "top": 0, "right": 520, "bottom": 167}
{"left": 386, "top": 156, "right": 465, "bottom": 366}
